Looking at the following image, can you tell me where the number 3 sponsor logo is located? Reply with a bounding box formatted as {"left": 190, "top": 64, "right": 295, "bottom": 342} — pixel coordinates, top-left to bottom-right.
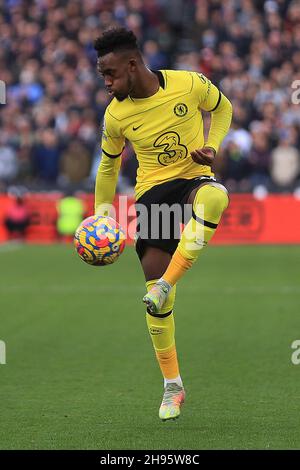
{"left": 154, "top": 131, "right": 188, "bottom": 166}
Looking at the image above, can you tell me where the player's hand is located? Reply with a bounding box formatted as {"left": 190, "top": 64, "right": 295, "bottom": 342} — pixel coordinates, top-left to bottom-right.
{"left": 191, "top": 147, "right": 216, "bottom": 166}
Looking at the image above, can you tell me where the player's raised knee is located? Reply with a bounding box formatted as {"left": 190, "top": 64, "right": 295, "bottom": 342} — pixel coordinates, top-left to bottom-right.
{"left": 193, "top": 183, "right": 229, "bottom": 224}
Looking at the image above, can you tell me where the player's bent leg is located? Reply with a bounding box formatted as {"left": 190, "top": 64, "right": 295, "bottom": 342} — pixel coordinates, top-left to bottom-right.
{"left": 138, "top": 245, "right": 185, "bottom": 420}
{"left": 145, "top": 281, "right": 185, "bottom": 420}
{"left": 162, "top": 182, "right": 229, "bottom": 287}
{"left": 146, "top": 280, "right": 178, "bottom": 377}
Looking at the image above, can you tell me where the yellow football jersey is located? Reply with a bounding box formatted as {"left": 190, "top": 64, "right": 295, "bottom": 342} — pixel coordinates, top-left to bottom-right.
{"left": 96, "top": 69, "right": 232, "bottom": 208}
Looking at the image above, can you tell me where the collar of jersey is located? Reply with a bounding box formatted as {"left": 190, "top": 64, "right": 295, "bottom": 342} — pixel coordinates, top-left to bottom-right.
{"left": 152, "top": 70, "right": 165, "bottom": 89}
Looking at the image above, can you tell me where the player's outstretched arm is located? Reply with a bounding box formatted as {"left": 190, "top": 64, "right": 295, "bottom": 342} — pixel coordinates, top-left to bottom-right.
{"left": 191, "top": 75, "right": 233, "bottom": 165}
{"left": 94, "top": 109, "right": 125, "bottom": 216}
{"left": 205, "top": 92, "right": 232, "bottom": 153}
{"left": 94, "top": 153, "right": 122, "bottom": 216}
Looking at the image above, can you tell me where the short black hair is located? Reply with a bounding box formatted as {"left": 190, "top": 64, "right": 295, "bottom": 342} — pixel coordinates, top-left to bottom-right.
{"left": 94, "top": 28, "right": 139, "bottom": 57}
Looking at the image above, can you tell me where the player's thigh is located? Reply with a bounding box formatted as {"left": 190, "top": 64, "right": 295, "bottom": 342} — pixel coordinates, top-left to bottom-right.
{"left": 186, "top": 181, "right": 228, "bottom": 205}
{"left": 140, "top": 245, "right": 171, "bottom": 282}
{"left": 186, "top": 182, "right": 211, "bottom": 205}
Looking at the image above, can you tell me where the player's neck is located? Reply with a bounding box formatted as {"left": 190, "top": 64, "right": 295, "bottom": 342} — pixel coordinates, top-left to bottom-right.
{"left": 129, "top": 68, "right": 160, "bottom": 99}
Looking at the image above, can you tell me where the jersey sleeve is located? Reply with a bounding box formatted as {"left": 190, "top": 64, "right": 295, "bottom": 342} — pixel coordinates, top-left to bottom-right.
{"left": 192, "top": 72, "right": 233, "bottom": 152}
{"left": 101, "top": 108, "right": 125, "bottom": 158}
{"left": 191, "top": 72, "right": 221, "bottom": 112}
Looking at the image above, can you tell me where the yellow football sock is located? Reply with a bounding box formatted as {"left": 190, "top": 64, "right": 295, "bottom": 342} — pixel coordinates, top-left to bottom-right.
{"left": 146, "top": 279, "right": 179, "bottom": 380}
{"left": 155, "top": 345, "right": 179, "bottom": 380}
{"left": 163, "top": 184, "right": 229, "bottom": 286}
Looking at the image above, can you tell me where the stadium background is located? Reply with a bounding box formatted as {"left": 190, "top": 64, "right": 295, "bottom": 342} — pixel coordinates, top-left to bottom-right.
{"left": 1, "top": 0, "right": 300, "bottom": 450}
{"left": 1, "top": 0, "right": 300, "bottom": 243}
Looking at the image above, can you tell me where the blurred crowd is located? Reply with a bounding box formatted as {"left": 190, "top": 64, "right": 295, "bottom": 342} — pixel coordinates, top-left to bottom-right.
{"left": 0, "top": 0, "right": 300, "bottom": 194}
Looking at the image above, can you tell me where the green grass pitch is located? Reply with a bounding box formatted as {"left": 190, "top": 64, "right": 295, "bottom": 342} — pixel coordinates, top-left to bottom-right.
{"left": 0, "top": 243, "right": 299, "bottom": 450}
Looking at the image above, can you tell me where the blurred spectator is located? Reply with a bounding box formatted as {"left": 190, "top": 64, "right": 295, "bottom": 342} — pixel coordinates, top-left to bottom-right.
{"left": 60, "top": 140, "right": 91, "bottom": 186}
{"left": 270, "top": 132, "right": 300, "bottom": 190}
{"left": 143, "top": 40, "right": 168, "bottom": 69}
{"left": 221, "top": 141, "right": 251, "bottom": 193}
{"left": 0, "top": 0, "right": 299, "bottom": 193}
{"left": 56, "top": 191, "right": 85, "bottom": 242}
{"left": 32, "top": 129, "right": 61, "bottom": 183}
{"left": 0, "top": 134, "right": 18, "bottom": 190}
{"left": 247, "top": 130, "right": 272, "bottom": 189}
{"left": 4, "top": 195, "right": 30, "bottom": 241}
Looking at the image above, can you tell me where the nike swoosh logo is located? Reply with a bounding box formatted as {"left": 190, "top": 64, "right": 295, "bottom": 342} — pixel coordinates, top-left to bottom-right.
{"left": 133, "top": 124, "right": 143, "bottom": 131}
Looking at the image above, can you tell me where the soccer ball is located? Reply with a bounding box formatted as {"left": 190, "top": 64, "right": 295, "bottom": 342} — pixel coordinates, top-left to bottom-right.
{"left": 74, "top": 215, "right": 126, "bottom": 266}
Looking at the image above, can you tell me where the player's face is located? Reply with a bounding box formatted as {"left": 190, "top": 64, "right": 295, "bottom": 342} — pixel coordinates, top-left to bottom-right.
{"left": 97, "top": 52, "right": 136, "bottom": 102}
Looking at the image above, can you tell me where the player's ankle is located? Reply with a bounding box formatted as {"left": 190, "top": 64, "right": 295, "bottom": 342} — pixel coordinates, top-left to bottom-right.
{"left": 164, "top": 375, "right": 183, "bottom": 388}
